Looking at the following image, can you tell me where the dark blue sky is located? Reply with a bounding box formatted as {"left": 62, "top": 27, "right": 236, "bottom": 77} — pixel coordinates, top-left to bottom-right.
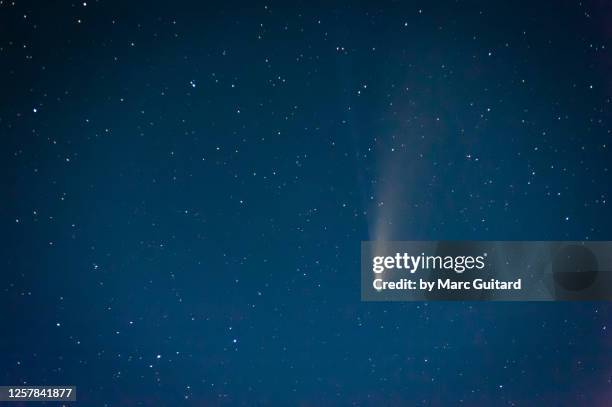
{"left": 2, "top": 0, "right": 612, "bottom": 405}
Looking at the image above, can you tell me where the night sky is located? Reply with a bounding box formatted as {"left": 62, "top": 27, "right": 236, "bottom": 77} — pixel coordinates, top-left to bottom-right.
{"left": 2, "top": 0, "right": 612, "bottom": 405}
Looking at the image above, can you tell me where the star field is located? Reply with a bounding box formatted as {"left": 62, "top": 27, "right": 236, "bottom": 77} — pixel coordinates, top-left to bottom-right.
{"left": 2, "top": 0, "right": 612, "bottom": 405}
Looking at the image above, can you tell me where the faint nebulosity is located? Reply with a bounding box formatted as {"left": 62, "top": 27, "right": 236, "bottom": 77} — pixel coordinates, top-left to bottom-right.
{"left": 1, "top": 1, "right": 612, "bottom": 405}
